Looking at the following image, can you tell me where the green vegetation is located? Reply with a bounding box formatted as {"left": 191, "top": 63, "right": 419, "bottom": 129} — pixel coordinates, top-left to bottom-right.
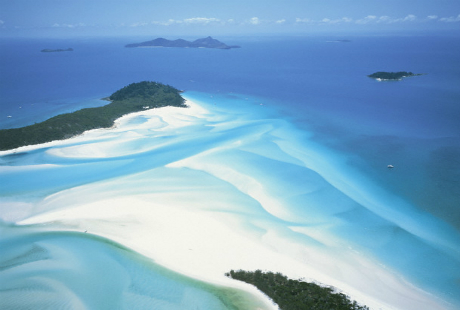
{"left": 368, "top": 71, "right": 422, "bottom": 80}
{"left": 225, "top": 270, "right": 369, "bottom": 310}
{"left": 0, "top": 81, "right": 186, "bottom": 151}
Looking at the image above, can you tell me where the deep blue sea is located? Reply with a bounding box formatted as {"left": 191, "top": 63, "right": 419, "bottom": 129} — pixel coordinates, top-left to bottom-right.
{"left": 1, "top": 34, "right": 460, "bottom": 309}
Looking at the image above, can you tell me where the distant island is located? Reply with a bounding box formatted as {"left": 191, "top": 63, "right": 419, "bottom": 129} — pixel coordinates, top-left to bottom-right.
{"left": 0, "top": 82, "right": 186, "bottom": 151}
{"left": 368, "top": 71, "right": 423, "bottom": 81}
{"left": 125, "top": 36, "right": 240, "bottom": 49}
{"left": 41, "top": 48, "right": 74, "bottom": 53}
{"left": 226, "top": 270, "right": 369, "bottom": 310}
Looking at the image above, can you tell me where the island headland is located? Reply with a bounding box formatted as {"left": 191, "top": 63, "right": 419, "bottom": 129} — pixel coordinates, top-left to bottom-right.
{"left": 0, "top": 81, "right": 186, "bottom": 151}
{"left": 125, "top": 36, "right": 240, "bottom": 49}
{"left": 368, "top": 71, "right": 423, "bottom": 81}
{"left": 226, "top": 270, "right": 369, "bottom": 310}
{"left": 41, "top": 48, "right": 74, "bottom": 52}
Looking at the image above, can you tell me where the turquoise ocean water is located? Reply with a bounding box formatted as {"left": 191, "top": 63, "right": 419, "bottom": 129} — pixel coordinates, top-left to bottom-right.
{"left": 1, "top": 35, "right": 460, "bottom": 309}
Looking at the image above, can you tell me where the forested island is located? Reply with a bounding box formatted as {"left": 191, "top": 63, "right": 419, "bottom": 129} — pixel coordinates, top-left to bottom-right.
{"left": 125, "top": 36, "right": 240, "bottom": 49}
{"left": 41, "top": 48, "right": 74, "bottom": 52}
{"left": 368, "top": 71, "right": 423, "bottom": 81}
{"left": 0, "top": 82, "right": 185, "bottom": 151}
{"left": 226, "top": 270, "right": 369, "bottom": 310}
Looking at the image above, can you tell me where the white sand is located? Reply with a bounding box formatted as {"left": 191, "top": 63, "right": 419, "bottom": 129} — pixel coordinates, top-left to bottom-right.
{"left": 6, "top": 100, "right": 453, "bottom": 310}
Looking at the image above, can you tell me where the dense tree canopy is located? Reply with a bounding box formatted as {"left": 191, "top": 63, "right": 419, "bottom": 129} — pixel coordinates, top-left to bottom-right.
{"left": 226, "top": 270, "right": 369, "bottom": 310}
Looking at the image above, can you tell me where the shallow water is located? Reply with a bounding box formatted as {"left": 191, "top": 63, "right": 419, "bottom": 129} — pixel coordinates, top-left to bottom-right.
{"left": 1, "top": 35, "right": 460, "bottom": 309}
{"left": 0, "top": 225, "right": 267, "bottom": 310}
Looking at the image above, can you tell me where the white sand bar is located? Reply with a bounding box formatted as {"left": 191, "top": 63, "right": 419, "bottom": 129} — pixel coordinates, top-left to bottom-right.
{"left": 2, "top": 99, "right": 453, "bottom": 310}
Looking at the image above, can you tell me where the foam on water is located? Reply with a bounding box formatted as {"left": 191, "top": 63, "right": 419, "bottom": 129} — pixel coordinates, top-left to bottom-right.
{"left": 1, "top": 92, "right": 459, "bottom": 309}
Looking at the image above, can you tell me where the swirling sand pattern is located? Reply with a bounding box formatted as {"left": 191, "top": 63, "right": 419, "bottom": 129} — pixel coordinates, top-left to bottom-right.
{"left": 1, "top": 94, "right": 459, "bottom": 309}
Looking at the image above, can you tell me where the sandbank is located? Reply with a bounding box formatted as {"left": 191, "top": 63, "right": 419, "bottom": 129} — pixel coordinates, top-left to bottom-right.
{"left": 3, "top": 99, "right": 453, "bottom": 310}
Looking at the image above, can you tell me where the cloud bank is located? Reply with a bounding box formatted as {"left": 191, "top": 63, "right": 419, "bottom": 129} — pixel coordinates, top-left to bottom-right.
{"left": 3, "top": 13, "right": 459, "bottom": 35}
{"left": 137, "top": 13, "right": 460, "bottom": 28}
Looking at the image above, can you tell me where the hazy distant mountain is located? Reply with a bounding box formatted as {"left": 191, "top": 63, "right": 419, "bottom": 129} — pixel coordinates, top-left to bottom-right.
{"left": 125, "top": 36, "right": 240, "bottom": 49}
{"left": 41, "top": 48, "right": 73, "bottom": 52}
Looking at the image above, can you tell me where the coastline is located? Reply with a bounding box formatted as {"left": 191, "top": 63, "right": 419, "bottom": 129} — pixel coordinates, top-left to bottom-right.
{"left": 0, "top": 81, "right": 185, "bottom": 151}
{"left": 1, "top": 98, "right": 453, "bottom": 310}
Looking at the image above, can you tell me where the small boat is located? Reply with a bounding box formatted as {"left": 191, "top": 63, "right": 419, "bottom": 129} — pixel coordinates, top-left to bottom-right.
{"left": 387, "top": 165, "right": 394, "bottom": 169}
{"left": 7, "top": 115, "right": 12, "bottom": 118}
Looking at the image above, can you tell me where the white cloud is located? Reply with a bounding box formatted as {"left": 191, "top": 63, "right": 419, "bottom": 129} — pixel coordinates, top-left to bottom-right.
{"left": 130, "top": 22, "right": 148, "bottom": 27}
{"left": 52, "top": 22, "right": 86, "bottom": 28}
{"left": 296, "top": 18, "right": 313, "bottom": 23}
{"left": 403, "top": 14, "right": 417, "bottom": 22}
{"left": 377, "top": 16, "right": 391, "bottom": 23}
{"left": 249, "top": 17, "right": 260, "bottom": 25}
{"left": 297, "top": 16, "right": 361, "bottom": 25}
{"left": 151, "top": 17, "right": 223, "bottom": 26}
{"left": 354, "top": 14, "right": 420, "bottom": 24}
{"left": 140, "top": 12, "right": 460, "bottom": 30}
{"left": 164, "top": 19, "right": 179, "bottom": 25}
{"left": 439, "top": 14, "right": 460, "bottom": 22}
{"left": 321, "top": 17, "right": 353, "bottom": 24}
{"left": 386, "top": 14, "right": 417, "bottom": 23}
{"left": 183, "top": 17, "right": 221, "bottom": 24}
{"left": 355, "top": 15, "right": 377, "bottom": 24}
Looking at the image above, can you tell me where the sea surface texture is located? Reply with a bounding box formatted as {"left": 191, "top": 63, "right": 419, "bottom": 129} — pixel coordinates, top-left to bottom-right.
{"left": 1, "top": 35, "right": 460, "bottom": 310}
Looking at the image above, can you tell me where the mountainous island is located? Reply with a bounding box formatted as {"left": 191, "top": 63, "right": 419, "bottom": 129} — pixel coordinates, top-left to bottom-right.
{"left": 368, "top": 71, "right": 423, "bottom": 81}
{"left": 0, "top": 82, "right": 185, "bottom": 151}
{"left": 41, "top": 48, "right": 74, "bottom": 53}
{"left": 125, "top": 36, "right": 240, "bottom": 49}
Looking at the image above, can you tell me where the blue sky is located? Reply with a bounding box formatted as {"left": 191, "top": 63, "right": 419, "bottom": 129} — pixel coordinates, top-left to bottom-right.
{"left": 1, "top": 0, "right": 459, "bottom": 37}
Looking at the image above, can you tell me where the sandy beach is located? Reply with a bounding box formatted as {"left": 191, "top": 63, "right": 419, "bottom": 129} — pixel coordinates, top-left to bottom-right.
{"left": 1, "top": 99, "right": 454, "bottom": 310}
